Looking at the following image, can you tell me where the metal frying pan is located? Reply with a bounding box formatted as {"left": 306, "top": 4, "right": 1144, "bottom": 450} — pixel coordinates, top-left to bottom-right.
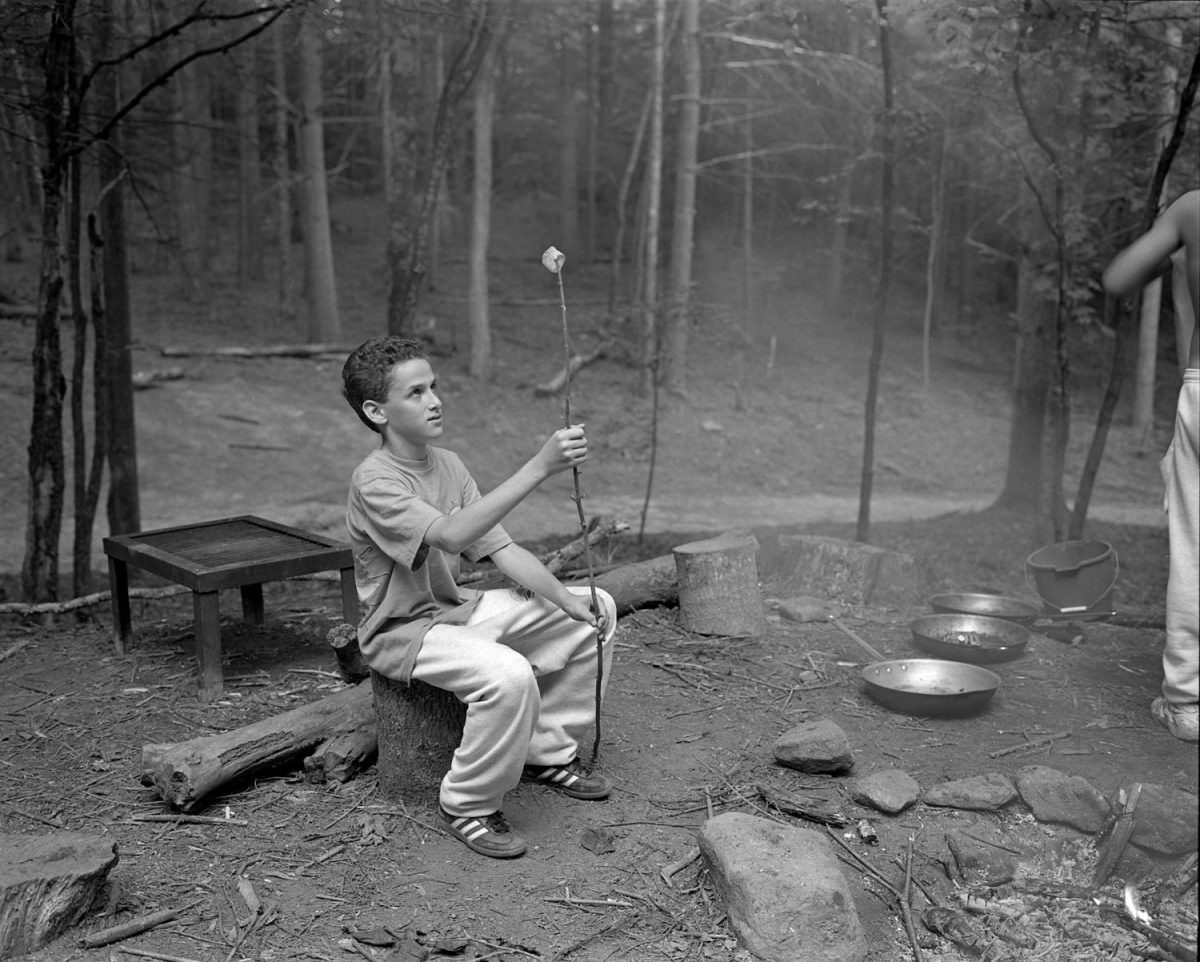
{"left": 929, "top": 591, "right": 1115, "bottom": 625}
{"left": 831, "top": 618, "right": 1001, "bottom": 716}
{"left": 909, "top": 613, "right": 1031, "bottom": 664}
{"left": 861, "top": 659, "right": 1002, "bottom": 716}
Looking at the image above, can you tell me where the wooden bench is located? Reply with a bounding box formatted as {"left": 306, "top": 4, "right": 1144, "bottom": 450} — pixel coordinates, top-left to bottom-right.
{"left": 103, "top": 515, "right": 357, "bottom": 701}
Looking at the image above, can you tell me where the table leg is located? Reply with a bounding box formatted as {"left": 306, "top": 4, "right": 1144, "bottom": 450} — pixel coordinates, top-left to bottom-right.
{"left": 240, "top": 583, "right": 265, "bottom": 625}
{"left": 107, "top": 557, "right": 132, "bottom": 655}
{"left": 339, "top": 567, "right": 358, "bottom": 625}
{"left": 194, "top": 590, "right": 223, "bottom": 702}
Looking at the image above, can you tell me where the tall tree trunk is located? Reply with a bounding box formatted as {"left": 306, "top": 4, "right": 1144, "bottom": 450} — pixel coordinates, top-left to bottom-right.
{"left": 995, "top": 176, "right": 1051, "bottom": 512}
{"left": 24, "top": 0, "right": 76, "bottom": 603}
{"left": 640, "top": 0, "right": 665, "bottom": 394}
{"left": 921, "top": 124, "right": 946, "bottom": 392}
{"left": 236, "top": 40, "right": 264, "bottom": 285}
{"left": 1131, "top": 21, "right": 1183, "bottom": 449}
{"left": 102, "top": 34, "right": 138, "bottom": 540}
{"left": 298, "top": 6, "right": 341, "bottom": 343}
{"left": 826, "top": 20, "right": 861, "bottom": 309}
{"left": 273, "top": 16, "right": 295, "bottom": 325}
{"left": 856, "top": 0, "right": 894, "bottom": 544}
{"left": 389, "top": 0, "right": 491, "bottom": 335}
{"left": 662, "top": 0, "right": 700, "bottom": 395}
{"left": 468, "top": 41, "right": 497, "bottom": 379}
{"left": 171, "top": 52, "right": 204, "bottom": 288}
{"left": 607, "top": 89, "right": 651, "bottom": 322}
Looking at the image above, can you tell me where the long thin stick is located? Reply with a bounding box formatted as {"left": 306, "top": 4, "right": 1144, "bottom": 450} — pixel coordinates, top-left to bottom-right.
{"left": 551, "top": 253, "right": 604, "bottom": 769}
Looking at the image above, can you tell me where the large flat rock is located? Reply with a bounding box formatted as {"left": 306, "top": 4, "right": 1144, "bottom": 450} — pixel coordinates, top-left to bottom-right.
{"left": 699, "top": 812, "right": 868, "bottom": 962}
{"left": 0, "top": 832, "right": 118, "bottom": 958}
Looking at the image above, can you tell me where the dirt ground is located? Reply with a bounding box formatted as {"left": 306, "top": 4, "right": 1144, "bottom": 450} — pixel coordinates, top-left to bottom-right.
{"left": 1, "top": 213, "right": 1197, "bottom": 962}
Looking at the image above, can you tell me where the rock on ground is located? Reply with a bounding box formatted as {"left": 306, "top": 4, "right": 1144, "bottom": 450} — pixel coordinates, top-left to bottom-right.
{"left": 923, "top": 773, "right": 1018, "bottom": 811}
{"left": 1128, "top": 783, "right": 1199, "bottom": 856}
{"left": 0, "top": 832, "right": 118, "bottom": 959}
{"left": 1015, "top": 766, "right": 1110, "bottom": 834}
{"left": 848, "top": 769, "right": 920, "bottom": 814}
{"left": 699, "top": 812, "right": 868, "bottom": 962}
{"left": 774, "top": 718, "right": 854, "bottom": 774}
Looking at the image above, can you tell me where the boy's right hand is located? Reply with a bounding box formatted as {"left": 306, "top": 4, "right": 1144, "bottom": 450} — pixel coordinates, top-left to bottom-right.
{"left": 534, "top": 425, "right": 588, "bottom": 477}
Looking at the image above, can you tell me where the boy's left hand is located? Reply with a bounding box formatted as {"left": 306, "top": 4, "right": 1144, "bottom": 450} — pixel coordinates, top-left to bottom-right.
{"left": 561, "top": 592, "right": 607, "bottom": 634}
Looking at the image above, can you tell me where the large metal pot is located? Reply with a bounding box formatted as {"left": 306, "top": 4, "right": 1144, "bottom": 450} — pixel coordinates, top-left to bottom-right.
{"left": 861, "top": 659, "right": 1001, "bottom": 716}
{"left": 910, "top": 613, "right": 1031, "bottom": 664}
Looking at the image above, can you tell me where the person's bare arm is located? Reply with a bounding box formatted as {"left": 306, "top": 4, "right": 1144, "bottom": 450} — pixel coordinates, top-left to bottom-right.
{"left": 423, "top": 426, "right": 587, "bottom": 555}
{"left": 1103, "top": 218, "right": 1181, "bottom": 296}
{"left": 490, "top": 542, "right": 601, "bottom": 627}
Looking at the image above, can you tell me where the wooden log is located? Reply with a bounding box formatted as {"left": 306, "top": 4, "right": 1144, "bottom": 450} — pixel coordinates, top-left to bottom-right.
{"left": 303, "top": 724, "right": 378, "bottom": 784}
{"left": 372, "top": 672, "right": 466, "bottom": 803}
{"left": 672, "top": 531, "right": 765, "bottom": 637}
{"left": 141, "top": 680, "right": 374, "bottom": 811}
{"left": 584, "top": 553, "right": 677, "bottom": 614}
{"left": 0, "top": 833, "right": 118, "bottom": 958}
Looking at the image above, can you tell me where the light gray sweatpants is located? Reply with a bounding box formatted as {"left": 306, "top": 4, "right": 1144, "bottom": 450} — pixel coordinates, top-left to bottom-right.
{"left": 1161, "top": 370, "right": 1199, "bottom": 706}
{"left": 413, "top": 586, "right": 617, "bottom": 817}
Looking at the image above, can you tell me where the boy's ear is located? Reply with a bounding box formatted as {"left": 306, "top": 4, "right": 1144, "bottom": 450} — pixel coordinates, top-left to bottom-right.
{"left": 361, "top": 399, "right": 387, "bottom": 428}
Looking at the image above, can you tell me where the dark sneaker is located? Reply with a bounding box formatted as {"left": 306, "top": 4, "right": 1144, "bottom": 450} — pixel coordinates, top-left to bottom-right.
{"left": 522, "top": 758, "right": 612, "bottom": 800}
{"left": 438, "top": 807, "right": 527, "bottom": 858}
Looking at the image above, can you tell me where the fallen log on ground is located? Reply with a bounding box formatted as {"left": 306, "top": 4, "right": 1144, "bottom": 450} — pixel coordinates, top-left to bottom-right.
{"left": 141, "top": 680, "right": 375, "bottom": 811}
{"left": 141, "top": 554, "right": 679, "bottom": 811}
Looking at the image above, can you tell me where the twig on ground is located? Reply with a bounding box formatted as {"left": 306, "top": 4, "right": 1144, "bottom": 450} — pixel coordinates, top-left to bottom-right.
{"left": 545, "top": 915, "right": 636, "bottom": 962}
{"left": 988, "top": 730, "right": 1070, "bottom": 758}
{"left": 115, "top": 948, "right": 205, "bottom": 962}
{"left": 0, "top": 637, "right": 35, "bottom": 662}
{"left": 128, "top": 814, "right": 249, "bottom": 826}
{"left": 660, "top": 847, "right": 701, "bottom": 886}
{"left": 826, "top": 827, "right": 925, "bottom": 962}
{"left": 544, "top": 895, "right": 635, "bottom": 909}
{"left": 0, "top": 585, "right": 188, "bottom": 617}
{"left": 80, "top": 903, "right": 201, "bottom": 948}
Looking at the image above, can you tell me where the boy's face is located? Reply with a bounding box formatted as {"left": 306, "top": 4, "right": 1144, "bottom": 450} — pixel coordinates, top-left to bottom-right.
{"left": 363, "top": 357, "right": 443, "bottom": 454}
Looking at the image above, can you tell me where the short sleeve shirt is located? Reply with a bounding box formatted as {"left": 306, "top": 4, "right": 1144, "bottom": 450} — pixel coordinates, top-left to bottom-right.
{"left": 345, "top": 446, "right": 511, "bottom": 682}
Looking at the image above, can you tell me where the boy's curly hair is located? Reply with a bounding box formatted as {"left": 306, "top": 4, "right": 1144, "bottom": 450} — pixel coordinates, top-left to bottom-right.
{"left": 342, "top": 336, "right": 428, "bottom": 433}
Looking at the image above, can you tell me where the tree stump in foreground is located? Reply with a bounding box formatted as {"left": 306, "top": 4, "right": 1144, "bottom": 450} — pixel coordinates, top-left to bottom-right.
{"left": 372, "top": 671, "right": 466, "bottom": 802}
{"left": 673, "top": 530, "right": 765, "bottom": 637}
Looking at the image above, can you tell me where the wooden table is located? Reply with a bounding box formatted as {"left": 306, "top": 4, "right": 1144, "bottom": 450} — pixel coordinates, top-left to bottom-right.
{"left": 103, "top": 516, "right": 357, "bottom": 701}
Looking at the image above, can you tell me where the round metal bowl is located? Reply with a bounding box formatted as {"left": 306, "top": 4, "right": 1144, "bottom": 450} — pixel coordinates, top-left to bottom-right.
{"left": 910, "top": 613, "right": 1032, "bottom": 664}
{"left": 928, "top": 592, "right": 1041, "bottom": 626}
{"left": 862, "top": 658, "right": 1001, "bottom": 716}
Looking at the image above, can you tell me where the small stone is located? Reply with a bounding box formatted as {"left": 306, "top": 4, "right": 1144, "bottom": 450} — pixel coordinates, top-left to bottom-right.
{"left": 1015, "top": 766, "right": 1110, "bottom": 833}
{"left": 777, "top": 595, "right": 832, "bottom": 623}
{"left": 774, "top": 719, "right": 854, "bottom": 774}
{"left": 923, "top": 773, "right": 1018, "bottom": 811}
{"left": 849, "top": 770, "right": 920, "bottom": 814}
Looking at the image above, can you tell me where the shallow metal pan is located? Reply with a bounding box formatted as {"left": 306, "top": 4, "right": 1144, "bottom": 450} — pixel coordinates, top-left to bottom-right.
{"left": 861, "top": 658, "right": 1001, "bottom": 716}
{"left": 928, "top": 592, "right": 1041, "bottom": 625}
{"left": 910, "top": 613, "right": 1031, "bottom": 664}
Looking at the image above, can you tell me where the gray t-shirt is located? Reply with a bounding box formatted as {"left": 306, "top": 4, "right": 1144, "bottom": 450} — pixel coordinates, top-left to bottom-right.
{"left": 345, "top": 445, "right": 511, "bottom": 682}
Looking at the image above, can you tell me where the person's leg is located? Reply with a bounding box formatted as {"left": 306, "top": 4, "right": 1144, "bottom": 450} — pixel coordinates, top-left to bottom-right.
{"left": 1155, "top": 372, "right": 1199, "bottom": 740}
{"left": 413, "top": 592, "right": 544, "bottom": 816}
{"left": 516, "top": 586, "right": 617, "bottom": 767}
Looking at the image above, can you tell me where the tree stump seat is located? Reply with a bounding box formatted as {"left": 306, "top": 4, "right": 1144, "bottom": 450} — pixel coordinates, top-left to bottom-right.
{"left": 372, "top": 671, "right": 466, "bottom": 802}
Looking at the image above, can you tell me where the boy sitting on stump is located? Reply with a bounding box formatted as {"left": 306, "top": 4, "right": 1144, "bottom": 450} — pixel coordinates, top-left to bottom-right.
{"left": 341, "top": 336, "right": 617, "bottom": 857}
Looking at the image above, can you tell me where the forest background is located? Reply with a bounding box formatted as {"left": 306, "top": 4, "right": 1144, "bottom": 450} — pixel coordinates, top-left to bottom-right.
{"left": 2, "top": 0, "right": 1199, "bottom": 604}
